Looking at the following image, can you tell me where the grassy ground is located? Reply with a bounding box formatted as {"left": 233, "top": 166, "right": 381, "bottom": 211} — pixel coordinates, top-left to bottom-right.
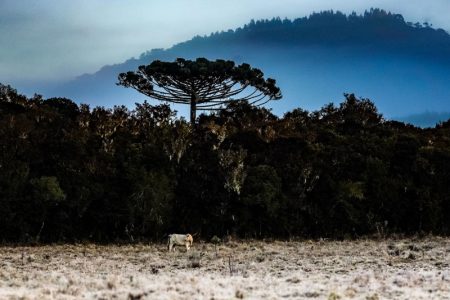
{"left": 0, "top": 237, "right": 449, "bottom": 299}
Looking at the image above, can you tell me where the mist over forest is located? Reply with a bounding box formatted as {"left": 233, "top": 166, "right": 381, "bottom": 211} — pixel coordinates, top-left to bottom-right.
{"left": 1, "top": 9, "right": 450, "bottom": 243}
{"left": 3, "top": 6, "right": 450, "bottom": 300}
{"left": 20, "top": 9, "right": 450, "bottom": 128}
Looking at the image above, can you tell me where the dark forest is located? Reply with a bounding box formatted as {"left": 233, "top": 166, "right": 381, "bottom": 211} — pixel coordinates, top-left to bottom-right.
{"left": 1, "top": 82, "right": 450, "bottom": 243}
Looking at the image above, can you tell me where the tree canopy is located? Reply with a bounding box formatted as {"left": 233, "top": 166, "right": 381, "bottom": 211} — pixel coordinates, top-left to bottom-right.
{"left": 1, "top": 83, "right": 450, "bottom": 242}
{"left": 118, "top": 58, "right": 282, "bottom": 124}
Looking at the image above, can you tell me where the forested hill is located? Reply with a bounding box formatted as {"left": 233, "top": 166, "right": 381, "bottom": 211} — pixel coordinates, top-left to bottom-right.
{"left": 33, "top": 9, "right": 450, "bottom": 127}
{"left": 176, "top": 9, "right": 450, "bottom": 59}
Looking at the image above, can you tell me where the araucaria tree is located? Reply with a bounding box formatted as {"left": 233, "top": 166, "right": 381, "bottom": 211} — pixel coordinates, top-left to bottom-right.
{"left": 118, "top": 58, "right": 282, "bottom": 124}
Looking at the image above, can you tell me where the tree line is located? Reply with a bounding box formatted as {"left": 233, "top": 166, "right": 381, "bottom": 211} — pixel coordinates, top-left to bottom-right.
{"left": 1, "top": 83, "right": 450, "bottom": 243}
{"left": 186, "top": 9, "right": 450, "bottom": 61}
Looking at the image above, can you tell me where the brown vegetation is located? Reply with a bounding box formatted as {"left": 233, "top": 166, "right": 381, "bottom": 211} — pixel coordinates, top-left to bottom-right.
{"left": 1, "top": 238, "right": 449, "bottom": 299}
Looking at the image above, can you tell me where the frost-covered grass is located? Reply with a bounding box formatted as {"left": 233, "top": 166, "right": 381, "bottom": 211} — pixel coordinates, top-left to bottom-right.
{"left": 1, "top": 237, "right": 449, "bottom": 299}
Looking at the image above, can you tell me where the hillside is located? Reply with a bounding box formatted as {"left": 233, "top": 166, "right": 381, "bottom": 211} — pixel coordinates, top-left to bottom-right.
{"left": 32, "top": 9, "right": 450, "bottom": 126}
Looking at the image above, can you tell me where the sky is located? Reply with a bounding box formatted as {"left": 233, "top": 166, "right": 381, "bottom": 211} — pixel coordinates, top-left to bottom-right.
{"left": 1, "top": 0, "right": 449, "bottom": 83}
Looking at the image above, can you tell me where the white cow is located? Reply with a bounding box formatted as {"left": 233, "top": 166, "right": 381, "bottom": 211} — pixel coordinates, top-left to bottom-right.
{"left": 167, "top": 233, "right": 193, "bottom": 252}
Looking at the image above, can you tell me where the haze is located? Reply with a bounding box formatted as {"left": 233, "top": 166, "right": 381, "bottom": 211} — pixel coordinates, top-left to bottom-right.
{"left": 1, "top": 0, "right": 449, "bottom": 82}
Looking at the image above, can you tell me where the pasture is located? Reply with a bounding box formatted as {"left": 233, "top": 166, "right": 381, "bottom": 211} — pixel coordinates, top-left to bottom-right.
{"left": 0, "top": 237, "right": 449, "bottom": 299}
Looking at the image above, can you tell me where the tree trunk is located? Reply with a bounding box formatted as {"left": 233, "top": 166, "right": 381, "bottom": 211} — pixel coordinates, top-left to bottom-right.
{"left": 35, "top": 220, "right": 45, "bottom": 243}
{"left": 190, "top": 95, "right": 197, "bottom": 125}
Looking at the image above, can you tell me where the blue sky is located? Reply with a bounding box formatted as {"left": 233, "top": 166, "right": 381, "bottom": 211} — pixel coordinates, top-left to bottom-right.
{"left": 1, "top": 0, "right": 449, "bottom": 82}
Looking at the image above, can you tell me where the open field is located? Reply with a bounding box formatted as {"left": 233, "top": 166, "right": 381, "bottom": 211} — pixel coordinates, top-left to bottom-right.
{"left": 0, "top": 238, "right": 449, "bottom": 299}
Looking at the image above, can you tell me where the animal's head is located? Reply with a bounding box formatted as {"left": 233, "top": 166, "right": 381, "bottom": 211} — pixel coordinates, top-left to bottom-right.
{"left": 186, "top": 234, "right": 193, "bottom": 247}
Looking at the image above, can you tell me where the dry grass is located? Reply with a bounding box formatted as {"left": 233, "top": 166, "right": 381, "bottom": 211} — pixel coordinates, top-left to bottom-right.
{"left": 0, "top": 237, "right": 449, "bottom": 299}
